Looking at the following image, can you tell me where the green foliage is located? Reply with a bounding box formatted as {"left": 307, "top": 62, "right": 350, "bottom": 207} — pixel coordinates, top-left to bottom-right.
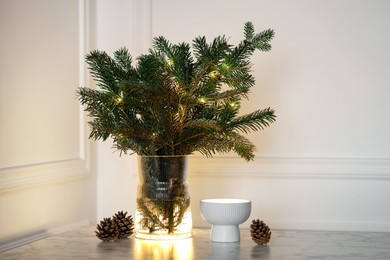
{"left": 77, "top": 22, "right": 276, "bottom": 161}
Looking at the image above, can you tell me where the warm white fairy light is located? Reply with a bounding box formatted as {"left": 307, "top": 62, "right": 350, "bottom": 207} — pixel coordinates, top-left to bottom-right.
{"left": 209, "top": 70, "right": 219, "bottom": 78}
{"left": 115, "top": 92, "right": 124, "bottom": 104}
{"left": 198, "top": 97, "right": 207, "bottom": 104}
{"left": 229, "top": 102, "right": 237, "bottom": 108}
{"left": 115, "top": 97, "right": 123, "bottom": 104}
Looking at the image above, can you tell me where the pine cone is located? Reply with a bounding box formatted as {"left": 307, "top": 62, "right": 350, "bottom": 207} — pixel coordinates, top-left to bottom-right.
{"left": 250, "top": 219, "right": 271, "bottom": 245}
{"left": 95, "top": 217, "right": 119, "bottom": 241}
{"left": 113, "top": 211, "right": 134, "bottom": 239}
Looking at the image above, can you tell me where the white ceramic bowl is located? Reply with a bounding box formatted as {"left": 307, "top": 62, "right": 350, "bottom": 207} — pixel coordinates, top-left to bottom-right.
{"left": 200, "top": 199, "right": 251, "bottom": 242}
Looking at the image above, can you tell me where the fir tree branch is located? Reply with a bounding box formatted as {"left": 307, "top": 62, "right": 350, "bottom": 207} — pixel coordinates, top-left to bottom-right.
{"left": 227, "top": 108, "right": 277, "bottom": 133}
{"left": 244, "top": 22, "right": 255, "bottom": 40}
{"left": 77, "top": 22, "right": 276, "bottom": 161}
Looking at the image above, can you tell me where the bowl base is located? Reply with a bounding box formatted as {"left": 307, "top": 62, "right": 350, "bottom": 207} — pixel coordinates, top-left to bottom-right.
{"left": 210, "top": 225, "right": 240, "bottom": 242}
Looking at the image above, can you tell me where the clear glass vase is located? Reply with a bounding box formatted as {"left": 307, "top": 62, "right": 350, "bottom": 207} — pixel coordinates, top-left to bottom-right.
{"left": 135, "top": 155, "right": 192, "bottom": 239}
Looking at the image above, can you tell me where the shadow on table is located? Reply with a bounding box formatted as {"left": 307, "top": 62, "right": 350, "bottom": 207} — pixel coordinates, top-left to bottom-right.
{"left": 252, "top": 244, "right": 271, "bottom": 258}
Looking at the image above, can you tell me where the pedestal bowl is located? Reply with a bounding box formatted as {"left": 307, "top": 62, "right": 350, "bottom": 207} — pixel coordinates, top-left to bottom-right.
{"left": 200, "top": 199, "right": 251, "bottom": 242}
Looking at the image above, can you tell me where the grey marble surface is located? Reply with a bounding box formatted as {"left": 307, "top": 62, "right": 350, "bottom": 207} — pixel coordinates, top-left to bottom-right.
{"left": 1, "top": 226, "right": 390, "bottom": 259}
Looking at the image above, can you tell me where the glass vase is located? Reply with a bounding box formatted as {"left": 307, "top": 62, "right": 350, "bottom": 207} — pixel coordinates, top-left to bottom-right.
{"left": 135, "top": 155, "right": 192, "bottom": 239}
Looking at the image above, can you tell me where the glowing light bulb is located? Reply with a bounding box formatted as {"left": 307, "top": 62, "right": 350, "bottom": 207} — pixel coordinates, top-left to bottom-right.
{"left": 198, "top": 97, "right": 207, "bottom": 104}
{"left": 209, "top": 70, "right": 219, "bottom": 78}
{"left": 115, "top": 92, "right": 124, "bottom": 104}
{"left": 229, "top": 102, "right": 237, "bottom": 108}
{"left": 115, "top": 97, "right": 123, "bottom": 104}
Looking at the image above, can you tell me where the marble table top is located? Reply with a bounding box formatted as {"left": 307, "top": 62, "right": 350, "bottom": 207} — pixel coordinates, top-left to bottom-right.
{"left": 1, "top": 226, "right": 390, "bottom": 259}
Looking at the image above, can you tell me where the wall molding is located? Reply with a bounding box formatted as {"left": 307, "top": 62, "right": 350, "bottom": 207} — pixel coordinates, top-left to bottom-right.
{"left": 0, "top": 0, "right": 91, "bottom": 195}
{"left": 0, "top": 159, "right": 90, "bottom": 194}
{"left": 188, "top": 156, "right": 390, "bottom": 180}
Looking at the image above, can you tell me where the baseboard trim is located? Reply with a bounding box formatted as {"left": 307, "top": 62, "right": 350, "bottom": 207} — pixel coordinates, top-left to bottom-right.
{"left": 196, "top": 220, "right": 390, "bottom": 233}
{"left": 189, "top": 156, "right": 390, "bottom": 180}
{"left": 0, "top": 220, "right": 90, "bottom": 253}
{"left": 263, "top": 220, "right": 390, "bottom": 233}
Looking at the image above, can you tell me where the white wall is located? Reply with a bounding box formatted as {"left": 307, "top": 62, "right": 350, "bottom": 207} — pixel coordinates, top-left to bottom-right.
{"left": 94, "top": 0, "right": 390, "bottom": 232}
{"left": 93, "top": 0, "right": 140, "bottom": 222}
{"left": 0, "top": 0, "right": 96, "bottom": 251}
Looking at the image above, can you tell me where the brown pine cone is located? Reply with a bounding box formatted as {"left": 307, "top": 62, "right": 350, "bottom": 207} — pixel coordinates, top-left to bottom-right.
{"left": 113, "top": 211, "right": 134, "bottom": 239}
{"left": 250, "top": 219, "right": 271, "bottom": 245}
{"left": 95, "top": 217, "right": 119, "bottom": 242}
